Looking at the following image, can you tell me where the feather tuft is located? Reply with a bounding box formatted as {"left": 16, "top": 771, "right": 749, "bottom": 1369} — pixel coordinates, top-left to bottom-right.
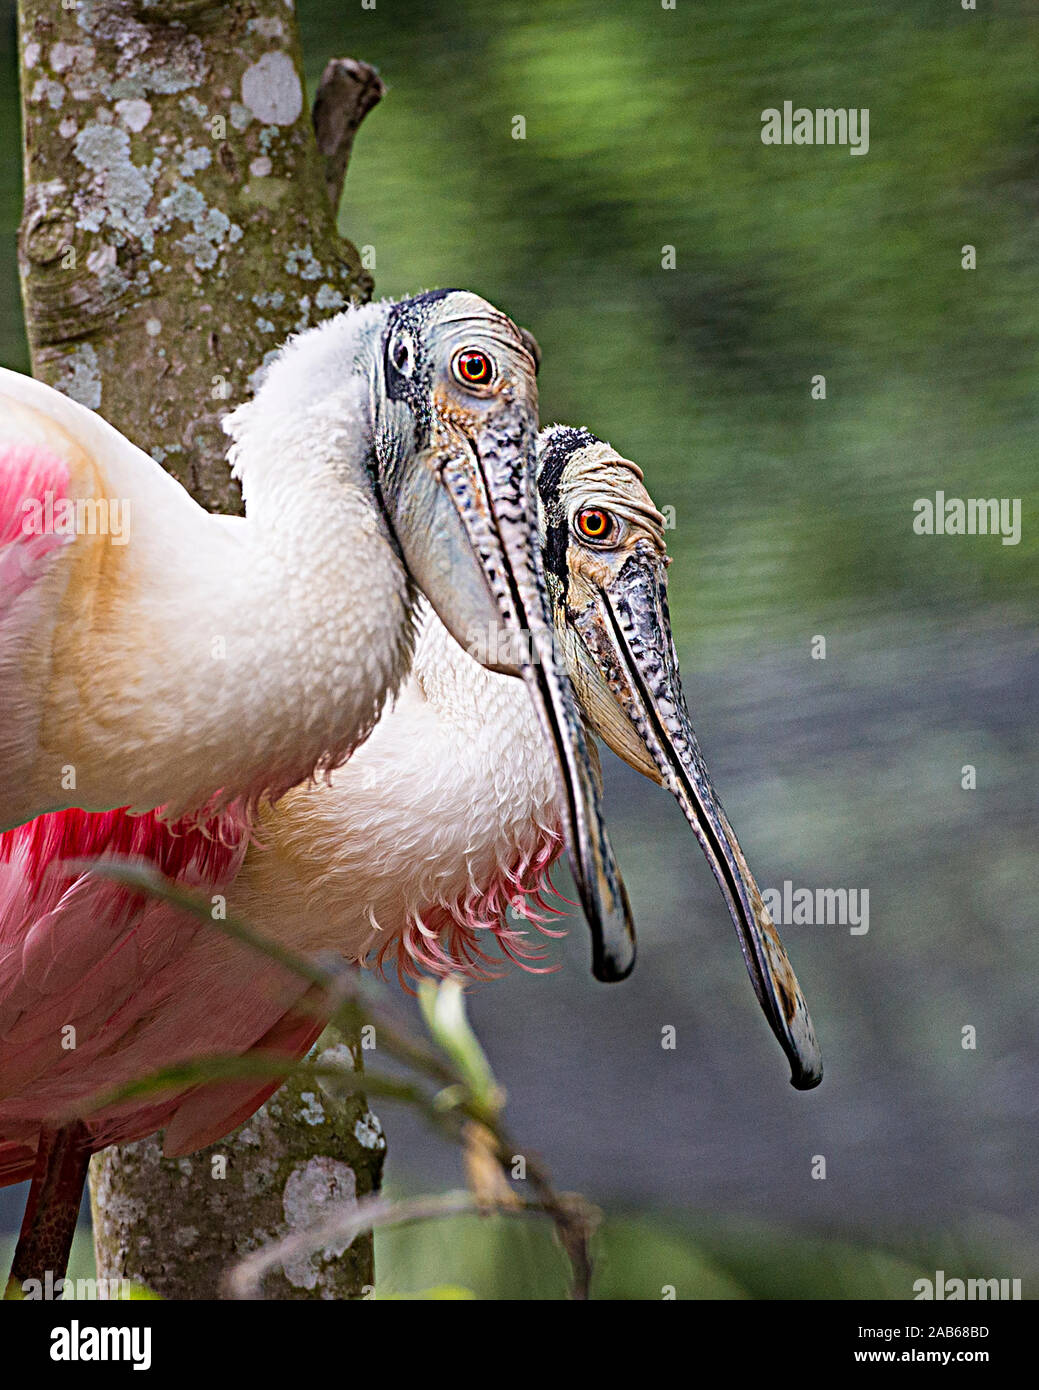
{"left": 374, "top": 827, "right": 566, "bottom": 989}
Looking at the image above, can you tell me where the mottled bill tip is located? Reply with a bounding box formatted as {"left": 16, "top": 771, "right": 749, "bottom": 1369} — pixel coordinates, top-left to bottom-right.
{"left": 521, "top": 618, "right": 638, "bottom": 986}
{"left": 592, "top": 938, "right": 637, "bottom": 984}
{"left": 586, "top": 856, "right": 637, "bottom": 983}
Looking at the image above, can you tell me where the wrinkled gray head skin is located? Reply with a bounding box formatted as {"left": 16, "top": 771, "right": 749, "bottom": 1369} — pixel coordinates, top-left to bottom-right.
{"left": 537, "top": 425, "right": 822, "bottom": 1089}
{"left": 367, "top": 292, "right": 636, "bottom": 983}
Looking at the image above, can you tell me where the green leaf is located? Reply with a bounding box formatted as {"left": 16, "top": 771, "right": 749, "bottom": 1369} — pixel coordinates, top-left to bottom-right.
{"left": 418, "top": 977, "right": 502, "bottom": 1116}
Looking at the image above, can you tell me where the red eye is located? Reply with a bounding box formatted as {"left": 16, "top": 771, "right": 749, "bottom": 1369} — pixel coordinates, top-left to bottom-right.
{"left": 453, "top": 349, "right": 493, "bottom": 386}
{"left": 576, "top": 508, "right": 615, "bottom": 542}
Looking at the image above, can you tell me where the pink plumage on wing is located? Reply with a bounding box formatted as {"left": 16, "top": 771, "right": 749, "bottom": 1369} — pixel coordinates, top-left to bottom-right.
{"left": 0, "top": 444, "right": 73, "bottom": 607}
{"left": 0, "top": 804, "right": 304, "bottom": 1180}
{"left": 0, "top": 799, "right": 565, "bottom": 1186}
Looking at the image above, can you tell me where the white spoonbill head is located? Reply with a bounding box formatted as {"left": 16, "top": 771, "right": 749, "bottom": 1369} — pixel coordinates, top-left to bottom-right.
{"left": 228, "top": 291, "right": 636, "bottom": 987}
{"left": 538, "top": 426, "right": 822, "bottom": 1090}
{"left": 371, "top": 291, "right": 636, "bottom": 986}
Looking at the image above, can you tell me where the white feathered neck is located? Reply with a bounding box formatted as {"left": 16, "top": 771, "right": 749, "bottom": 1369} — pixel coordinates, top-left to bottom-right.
{"left": 8, "top": 305, "right": 416, "bottom": 825}
{"left": 232, "top": 602, "right": 565, "bottom": 973}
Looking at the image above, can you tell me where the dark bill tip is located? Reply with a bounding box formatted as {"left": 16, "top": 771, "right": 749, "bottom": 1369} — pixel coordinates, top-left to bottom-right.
{"left": 592, "top": 943, "right": 637, "bottom": 984}
{"left": 790, "top": 1064, "right": 824, "bottom": 1092}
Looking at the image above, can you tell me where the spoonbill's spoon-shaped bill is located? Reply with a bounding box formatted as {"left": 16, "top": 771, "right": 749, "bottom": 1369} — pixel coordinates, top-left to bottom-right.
{"left": 381, "top": 293, "right": 635, "bottom": 983}
{"left": 537, "top": 427, "right": 822, "bottom": 1089}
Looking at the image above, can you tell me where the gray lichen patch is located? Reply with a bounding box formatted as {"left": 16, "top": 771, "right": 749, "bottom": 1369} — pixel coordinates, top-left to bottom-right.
{"left": 50, "top": 42, "right": 96, "bottom": 74}
{"left": 281, "top": 1158, "right": 359, "bottom": 1289}
{"left": 30, "top": 78, "right": 65, "bottom": 110}
{"left": 56, "top": 342, "right": 102, "bottom": 408}
{"left": 354, "top": 1111, "right": 385, "bottom": 1151}
{"left": 240, "top": 50, "right": 303, "bottom": 127}
{"left": 85, "top": 243, "right": 116, "bottom": 274}
{"left": 285, "top": 242, "right": 322, "bottom": 280}
{"left": 252, "top": 289, "right": 285, "bottom": 310}
{"left": 297, "top": 1091, "right": 326, "bottom": 1126}
{"left": 73, "top": 121, "right": 160, "bottom": 248}
{"left": 178, "top": 144, "right": 211, "bottom": 176}
{"left": 290, "top": 294, "right": 310, "bottom": 332}
{"left": 179, "top": 92, "right": 208, "bottom": 121}
{"left": 115, "top": 98, "right": 152, "bottom": 132}
{"left": 257, "top": 124, "right": 282, "bottom": 155}
{"left": 315, "top": 283, "right": 346, "bottom": 311}
{"left": 73, "top": 4, "right": 209, "bottom": 102}
{"left": 158, "top": 181, "right": 242, "bottom": 271}
{"left": 246, "top": 16, "right": 287, "bottom": 41}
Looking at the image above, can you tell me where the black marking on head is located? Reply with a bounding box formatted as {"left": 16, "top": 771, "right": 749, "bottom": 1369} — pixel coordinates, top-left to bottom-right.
{"left": 536, "top": 427, "right": 597, "bottom": 507}
{"left": 384, "top": 301, "right": 436, "bottom": 452}
{"left": 406, "top": 287, "right": 458, "bottom": 311}
{"left": 360, "top": 439, "right": 405, "bottom": 565}
{"left": 536, "top": 427, "right": 598, "bottom": 608}
{"left": 543, "top": 514, "right": 570, "bottom": 608}
{"left": 382, "top": 291, "right": 471, "bottom": 450}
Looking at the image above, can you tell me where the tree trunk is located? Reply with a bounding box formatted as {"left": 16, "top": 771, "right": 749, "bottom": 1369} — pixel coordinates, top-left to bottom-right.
{"left": 90, "top": 1028, "right": 385, "bottom": 1300}
{"left": 16, "top": 0, "right": 384, "bottom": 1299}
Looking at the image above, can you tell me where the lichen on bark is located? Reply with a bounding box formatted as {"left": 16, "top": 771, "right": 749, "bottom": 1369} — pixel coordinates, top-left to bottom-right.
{"left": 90, "top": 1028, "right": 385, "bottom": 1300}
{"left": 18, "top": 0, "right": 370, "bottom": 511}
{"left": 16, "top": 0, "right": 385, "bottom": 1299}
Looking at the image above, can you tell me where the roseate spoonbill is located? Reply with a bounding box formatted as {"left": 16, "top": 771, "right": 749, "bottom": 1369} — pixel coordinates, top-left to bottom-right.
{"left": 0, "top": 289, "right": 633, "bottom": 989}
{"left": 232, "top": 426, "right": 820, "bottom": 1084}
{"left": 1, "top": 427, "right": 819, "bottom": 1290}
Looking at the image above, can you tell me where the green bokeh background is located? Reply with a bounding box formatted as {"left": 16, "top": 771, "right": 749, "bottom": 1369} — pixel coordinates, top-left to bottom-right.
{"left": 1, "top": 0, "right": 1036, "bottom": 1298}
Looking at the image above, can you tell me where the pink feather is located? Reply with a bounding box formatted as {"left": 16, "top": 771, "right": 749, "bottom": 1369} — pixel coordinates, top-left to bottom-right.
{"left": 0, "top": 444, "right": 72, "bottom": 605}
{"left": 0, "top": 803, "right": 566, "bottom": 1181}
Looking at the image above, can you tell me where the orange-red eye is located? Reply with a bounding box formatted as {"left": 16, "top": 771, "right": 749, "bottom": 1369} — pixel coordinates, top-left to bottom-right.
{"left": 453, "top": 349, "right": 493, "bottom": 386}
{"left": 576, "top": 508, "right": 615, "bottom": 542}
